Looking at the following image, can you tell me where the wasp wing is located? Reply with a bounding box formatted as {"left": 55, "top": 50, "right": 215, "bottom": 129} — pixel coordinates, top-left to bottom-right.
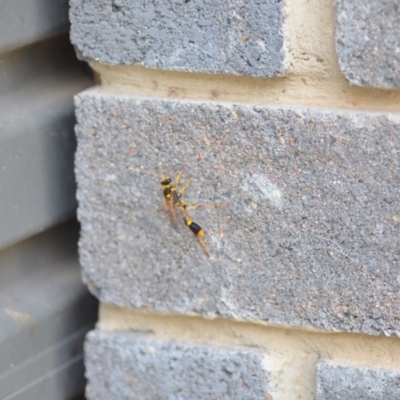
{"left": 165, "top": 190, "right": 179, "bottom": 229}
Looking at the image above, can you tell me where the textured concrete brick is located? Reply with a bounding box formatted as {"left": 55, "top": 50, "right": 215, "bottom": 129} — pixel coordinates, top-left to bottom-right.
{"left": 335, "top": 0, "right": 400, "bottom": 88}
{"left": 85, "top": 330, "right": 270, "bottom": 400}
{"left": 69, "top": 0, "right": 286, "bottom": 77}
{"left": 75, "top": 91, "right": 400, "bottom": 336}
{"left": 316, "top": 361, "right": 400, "bottom": 399}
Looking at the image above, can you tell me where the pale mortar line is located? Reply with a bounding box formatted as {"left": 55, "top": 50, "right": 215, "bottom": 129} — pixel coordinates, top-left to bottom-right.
{"left": 91, "top": 62, "right": 400, "bottom": 113}
{"left": 78, "top": 85, "right": 400, "bottom": 121}
{"left": 88, "top": 0, "right": 400, "bottom": 113}
{"left": 283, "top": 0, "right": 339, "bottom": 79}
{"left": 98, "top": 304, "right": 400, "bottom": 400}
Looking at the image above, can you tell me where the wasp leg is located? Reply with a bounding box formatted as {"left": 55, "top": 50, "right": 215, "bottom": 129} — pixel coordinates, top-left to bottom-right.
{"left": 172, "top": 166, "right": 192, "bottom": 199}
{"left": 173, "top": 166, "right": 185, "bottom": 187}
{"left": 178, "top": 177, "right": 191, "bottom": 198}
{"left": 183, "top": 203, "right": 217, "bottom": 211}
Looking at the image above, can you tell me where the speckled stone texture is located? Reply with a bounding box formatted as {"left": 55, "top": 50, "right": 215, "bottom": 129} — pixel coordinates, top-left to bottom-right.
{"left": 69, "top": 0, "right": 286, "bottom": 77}
{"left": 75, "top": 90, "right": 400, "bottom": 336}
{"left": 84, "top": 330, "right": 270, "bottom": 400}
{"left": 316, "top": 361, "right": 400, "bottom": 399}
{"left": 335, "top": 0, "right": 400, "bottom": 88}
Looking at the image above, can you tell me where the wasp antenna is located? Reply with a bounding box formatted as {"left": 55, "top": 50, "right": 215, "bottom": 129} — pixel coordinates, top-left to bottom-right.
{"left": 158, "top": 164, "right": 168, "bottom": 181}
{"left": 167, "top": 163, "right": 184, "bottom": 177}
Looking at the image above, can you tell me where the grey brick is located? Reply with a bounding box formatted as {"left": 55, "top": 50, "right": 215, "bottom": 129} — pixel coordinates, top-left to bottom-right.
{"left": 84, "top": 330, "right": 271, "bottom": 400}
{"left": 316, "top": 361, "right": 400, "bottom": 399}
{"left": 335, "top": 0, "right": 400, "bottom": 89}
{"left": 75, "top": 91, "right": 400, "bottom": 336}
{"left": 69, "top": 0, "right": 286, "bottom": 77}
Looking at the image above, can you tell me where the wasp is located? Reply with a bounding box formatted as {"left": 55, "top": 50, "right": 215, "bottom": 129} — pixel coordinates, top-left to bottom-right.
{"left": 160, "top": 166, "right": 191, "bottom": 228}
{"left": 160, "top": 166, "right": 211, "bottom": 256}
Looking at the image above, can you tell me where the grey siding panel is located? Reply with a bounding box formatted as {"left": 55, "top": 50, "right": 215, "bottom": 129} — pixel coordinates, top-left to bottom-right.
{"left": 0, "top": 0, "right": 69, "bottom": 53}
{"left": 0, "top": 35, "right": 93, "bottom": 251}
{"left": 0, "top": 220, "right": 98, "bottom": 399}
{"left": 0, "top": 2, "right": 95, "bottom": 398}
{"left": 4, "top": 355, "right": 86, "bottom": 400}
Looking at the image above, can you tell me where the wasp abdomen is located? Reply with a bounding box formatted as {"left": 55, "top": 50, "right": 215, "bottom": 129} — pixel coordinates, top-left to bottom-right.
{"left": 185, "top": 219, "right": 205, "bottom": 238}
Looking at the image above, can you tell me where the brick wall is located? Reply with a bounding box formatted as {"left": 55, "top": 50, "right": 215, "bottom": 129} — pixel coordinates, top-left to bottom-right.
{"left": 70, "top": 0, "right": 400, "bottom": 398}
